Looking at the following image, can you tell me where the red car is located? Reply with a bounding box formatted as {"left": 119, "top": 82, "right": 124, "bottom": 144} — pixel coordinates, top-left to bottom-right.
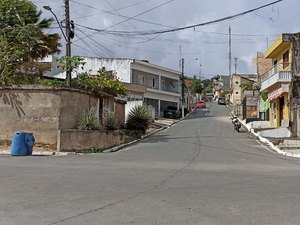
{"left": 195, "top": 101, "right": 206, "bottom": 108}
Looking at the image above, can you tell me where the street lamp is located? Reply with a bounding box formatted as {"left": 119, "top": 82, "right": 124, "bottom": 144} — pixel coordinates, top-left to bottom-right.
{"left": 43, "top": 6, "right": 67, "bottom": 41}
{"left": 185, "top": 58, "right": 199, "bottom": 79}
{"left": 43, "top": 5, "right": 72, "bottom": 86}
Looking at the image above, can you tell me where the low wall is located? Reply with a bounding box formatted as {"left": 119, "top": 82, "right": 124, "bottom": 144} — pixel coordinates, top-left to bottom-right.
{"left": 0, "top": 86, "right": 101, "bottom": 147}
{"left": 57, "top": 130, "right": 126, "bottom": 152}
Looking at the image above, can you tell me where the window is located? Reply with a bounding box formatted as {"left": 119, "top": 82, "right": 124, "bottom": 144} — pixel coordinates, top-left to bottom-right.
{"left": 235, "top": 81, "right": 238, "bottom": 84}
{"left": 273, "top": 59, "right": 278, "bottom": 73}
{"left": 152, "top": 78, "right": 155, "bottom": 88}
{"left": 283, "top": 50, "right": 289, "bottom": 69}
{"left": 236, "top": 92, "right": 239, "bottom": 95}
{"left": 138, "top": 75, "right": 145, "bottom": 84}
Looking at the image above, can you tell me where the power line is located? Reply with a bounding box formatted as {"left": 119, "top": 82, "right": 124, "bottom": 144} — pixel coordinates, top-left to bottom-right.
{"left": 73, "top": 0, "right": 176, "bottom": 43}
{"left": 75, "top": 28, "right": 114, "bottom": 56}
{"left": 75, "top": 0, "right": 283, "bottom": 37}
{"left": 70, "top": 0, "right": 174, "bottom": 29}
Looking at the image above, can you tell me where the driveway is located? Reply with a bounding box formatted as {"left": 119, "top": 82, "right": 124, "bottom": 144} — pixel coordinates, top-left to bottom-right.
{"left": 1, "top": 102, "right": 300, "bottom": 225}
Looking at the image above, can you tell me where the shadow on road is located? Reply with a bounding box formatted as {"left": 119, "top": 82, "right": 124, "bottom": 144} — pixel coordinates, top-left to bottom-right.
{"left": 142, "top": 134, "right": 216, "bottom": 144}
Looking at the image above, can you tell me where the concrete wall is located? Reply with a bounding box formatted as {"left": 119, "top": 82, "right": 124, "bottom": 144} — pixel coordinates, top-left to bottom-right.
{"left": 115, "top": 102, "right": 126, "bottom": 125}
{"left": 257, "top": 54, "right": 272, "bottom": 76}
{"left": 0, "top": 86, "right": 101, "bottom": 147}
{"left": 57, "top": 130, "right": 126, "bottom": 152}
{"left": 44, "top": 57, "right": 133, "bottom": 83}
{"left": 125, "top": 101, "right": 143, "bottom": 121}
{"left": 231, "top": 75, "right": 242, "bottom": 105}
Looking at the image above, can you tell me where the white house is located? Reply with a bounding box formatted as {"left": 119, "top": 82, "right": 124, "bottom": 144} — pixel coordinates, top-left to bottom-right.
{"left": 44, "top": 57, "right": 181, "bottom": 117}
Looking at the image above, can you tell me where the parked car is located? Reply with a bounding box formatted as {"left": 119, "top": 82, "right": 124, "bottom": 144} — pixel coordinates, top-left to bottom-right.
{"left": 218, "top": 97, "right": 226, "bottom": 105}
{"left": 205, "top": 94, "right": 213, "bottom": 102}
{"left": 163, "top": 106, "right": 181, "bottom": 119}
{"left": 196, "top": 101, "right": 206, "bottom": 109}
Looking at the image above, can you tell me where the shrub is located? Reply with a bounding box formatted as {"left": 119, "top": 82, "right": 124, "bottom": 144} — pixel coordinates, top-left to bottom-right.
{"left": 77, "top": 110, "right": 99, "bottom": 130}
{"left": 103, "top": 114, "right": 119, "bottom": 131}
{"left": 71, "top": 71, "right": 127, "bottom": 96}
{"left": 126, "top": 105, "right": 151, "bottom": 134}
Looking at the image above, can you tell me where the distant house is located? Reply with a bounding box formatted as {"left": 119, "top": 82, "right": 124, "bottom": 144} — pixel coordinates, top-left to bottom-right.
{"left": 210, "top": 75, "right": 230, "bottom": 99}
{"left": 256, "top": 52, "right": 273, "bottom": 121}
{"left": 230, "top": 74, "right": 257, "bottom": 106}
{"left": 219, "top": 75, "right": 230, "bottom": 93}
{"left": 44, "top": 57, "right": 181, "bottom": 118}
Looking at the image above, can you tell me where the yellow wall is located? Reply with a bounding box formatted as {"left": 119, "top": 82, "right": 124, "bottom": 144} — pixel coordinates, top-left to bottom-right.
{"left": 269, "top": 93, "right": 289, "bottom": 128}
{"left": 283, "top": 93, "right": 289, "bottom": 124}
{"left": 265, "top": 34, "right": 292, "bottom": 128}
{"left": 265, "top": 35, "right": 291, "bottom": 60}
{"left": 273, "top": 45, "right": 291, "bottom": 64}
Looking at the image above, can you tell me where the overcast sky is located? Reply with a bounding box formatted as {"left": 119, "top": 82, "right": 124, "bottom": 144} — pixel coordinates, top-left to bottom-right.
{"left": 33, "top": 0, "right": 299, "bottom": 79}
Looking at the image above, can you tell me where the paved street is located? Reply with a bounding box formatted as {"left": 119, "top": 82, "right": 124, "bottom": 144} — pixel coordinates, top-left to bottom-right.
{"left": 1, "top": 102, "right": 300, "bottom": 225}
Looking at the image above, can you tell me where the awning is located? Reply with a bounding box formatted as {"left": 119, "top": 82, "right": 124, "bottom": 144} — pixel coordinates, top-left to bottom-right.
{"left": 268, "top": 85, "right": 289, "bottom": 100}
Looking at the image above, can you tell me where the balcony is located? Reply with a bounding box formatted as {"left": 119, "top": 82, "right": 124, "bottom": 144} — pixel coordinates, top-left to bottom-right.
{"left": 260, "top": 63, "right": 292, "bottom": 91}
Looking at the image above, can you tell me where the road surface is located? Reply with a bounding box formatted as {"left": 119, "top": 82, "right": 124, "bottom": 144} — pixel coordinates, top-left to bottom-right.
{"left": 1, "top": 102, "right": 300, "bottom": 225}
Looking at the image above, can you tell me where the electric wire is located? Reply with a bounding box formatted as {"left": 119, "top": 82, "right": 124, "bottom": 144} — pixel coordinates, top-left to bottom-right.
{"left": 70, "top": 0, "right": 175, "bottom": 29}
{"left": 75, "top": 0, "right": 283, "bottom": 37}
{"left": 73, "top": 0, "right": 176, "bottom": 43}
{"left": 75, "top": 27, "right": 114, "bottom": 57}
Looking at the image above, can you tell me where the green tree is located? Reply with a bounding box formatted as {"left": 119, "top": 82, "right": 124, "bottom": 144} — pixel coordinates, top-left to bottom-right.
{"left": 190, "top": 79, "right": 203, "bottom": 94}
{"left": 0, "top": 0, "right": 60, "bottom": 82}
{"left": 202, "top": 79, "right": 212, "bottom": 88}
{"left": 72, "top": 70, "right": 127, "bottom": 96}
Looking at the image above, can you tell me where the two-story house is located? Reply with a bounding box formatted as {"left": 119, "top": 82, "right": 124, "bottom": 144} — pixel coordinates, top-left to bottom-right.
{"left": 260, "top": 34, "right": 293, "bottom": 128}
{"left": 44, "top": 57, "right": 181, "bottom": 118}
{"left": 230, "top": 74, "right": 257, "bottom": 106}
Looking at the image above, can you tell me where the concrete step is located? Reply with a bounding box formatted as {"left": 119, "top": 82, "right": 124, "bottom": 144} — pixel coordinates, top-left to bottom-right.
{"left": 279, "top": 146, "right": 300, "bottom": 150}
{"left": 282, "top": 139, "right": 300, "bottom": 146}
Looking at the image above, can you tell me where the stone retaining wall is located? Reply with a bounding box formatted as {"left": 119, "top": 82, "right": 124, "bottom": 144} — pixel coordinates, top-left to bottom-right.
{"left": 57, "top": 130, "right": 126, "bottom": 152}
{"left": 0, "top": 86, "right": 112, "bottom": 148}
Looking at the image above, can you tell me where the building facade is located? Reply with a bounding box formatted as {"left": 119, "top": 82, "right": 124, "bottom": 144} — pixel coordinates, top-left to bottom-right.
{"left": 230, "top": 74, "right": 257, "bottom": 106}
{"left": 260, "top": 35, "right": 292, "bottom": 128}
{"left": 44, "top": 57, "right": 181, "bottom": 117}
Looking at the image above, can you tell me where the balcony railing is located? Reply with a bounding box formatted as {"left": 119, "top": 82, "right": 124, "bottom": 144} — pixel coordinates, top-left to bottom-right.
{"left": 260, "top": 62, "right": 292, "bottom": 91}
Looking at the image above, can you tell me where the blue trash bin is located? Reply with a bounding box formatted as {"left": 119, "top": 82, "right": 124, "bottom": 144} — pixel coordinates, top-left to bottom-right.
{"left": 11, "top": 132, "right": 35, "bottom": 156}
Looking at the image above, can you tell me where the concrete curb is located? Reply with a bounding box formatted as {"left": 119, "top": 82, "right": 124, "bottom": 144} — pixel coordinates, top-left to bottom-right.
{"left": 103, "top": 126, "right": 168, "bottom": 153}
{"left": 229, "top": 107, "right": 300, "bottom": 158}
{"left": 104, "top": 109, "right": 195, "bottom": 153}
{"left": 0, "top": 109, "right": 194, "bottom": 156}
{"left": 0, "top": 149, "right": 73, "bottom": 156}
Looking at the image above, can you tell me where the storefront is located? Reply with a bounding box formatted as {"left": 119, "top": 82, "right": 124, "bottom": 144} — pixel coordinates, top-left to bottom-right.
{"left": 268, "top": 84, "right": 290, "bottom": 127}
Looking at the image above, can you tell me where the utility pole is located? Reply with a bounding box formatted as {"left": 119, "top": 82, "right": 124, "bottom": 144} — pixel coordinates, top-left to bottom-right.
{"left": 229, "top": 26, "right": 232, "bottom": 76}
{"left": 198, "top": 50, "right": 202, "bottom": 79}
{"left": 65, "top": 0, "right": 72, "bottom": 86}
{"left": 179, "top": 45, "right": 182, "bottom": 70}
{"left": 181, "top": 58, "right": 185, "bottom": 119}
{"left": 286, "top": 33, "right": 300, "bottom": 137}
{"left": 234, "top": 57, "right": 238, "bottom": 74}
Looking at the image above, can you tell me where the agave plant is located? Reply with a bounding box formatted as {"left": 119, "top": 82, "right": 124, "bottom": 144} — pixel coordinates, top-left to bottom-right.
{"left": 77, "top": 110, "right": 99, "bottom": 130}
{"left": 126, "top": 105, "right": 151, "bottom": 134}
{"left": 103, "top": 114, "right": 119, "bottom": 131}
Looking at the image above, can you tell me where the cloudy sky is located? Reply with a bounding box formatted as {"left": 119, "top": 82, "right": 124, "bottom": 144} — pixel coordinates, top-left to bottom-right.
{"left": 32, "top": 0, "right": 299, "bottom": 79}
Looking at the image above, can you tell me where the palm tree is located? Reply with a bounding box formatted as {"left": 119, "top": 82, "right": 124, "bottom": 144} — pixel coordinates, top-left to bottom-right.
{"left": 0, "top": 0, "right": 61, "bottom": 79}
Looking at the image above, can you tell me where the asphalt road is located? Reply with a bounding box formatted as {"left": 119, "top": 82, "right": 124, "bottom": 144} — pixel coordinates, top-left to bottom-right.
{"left": 1, "top": 102, "right": 300, "bottom": 225}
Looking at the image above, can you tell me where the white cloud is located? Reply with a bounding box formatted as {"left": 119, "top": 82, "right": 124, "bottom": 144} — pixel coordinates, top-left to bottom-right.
{"left": 33, "top": 0, "right": 299, "bottom": 77}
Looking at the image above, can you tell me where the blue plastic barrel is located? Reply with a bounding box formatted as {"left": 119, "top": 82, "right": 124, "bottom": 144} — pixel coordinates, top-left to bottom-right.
{"left": 10, "top": 132, "right": 35, "bottom": 156}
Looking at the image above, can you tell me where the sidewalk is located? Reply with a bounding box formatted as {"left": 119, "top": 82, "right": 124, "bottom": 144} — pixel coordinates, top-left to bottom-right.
{"left": 227, "top": 104, "right": 300, "bottom": 158}
{"left": 239, "top": 119, "right": 300, "bottom": 158}
{"left": 0, "top": 117, "right": 180, "bottom": 156}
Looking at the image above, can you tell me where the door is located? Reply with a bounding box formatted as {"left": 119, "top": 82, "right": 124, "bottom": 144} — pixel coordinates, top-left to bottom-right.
{"left": 279, "top": 96, "right": 284, "bottom": 127}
